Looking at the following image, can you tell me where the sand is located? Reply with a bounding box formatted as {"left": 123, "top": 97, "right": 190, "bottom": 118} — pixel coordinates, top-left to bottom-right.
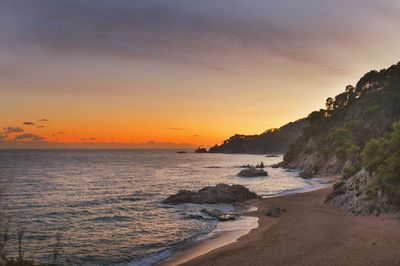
{"left": 171, "top": 176, "right": 400, "bottom": 266}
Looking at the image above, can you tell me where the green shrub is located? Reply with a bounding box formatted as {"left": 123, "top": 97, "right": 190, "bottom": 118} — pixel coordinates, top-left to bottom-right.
{"left": 363, "top": 122, "right": 400, "bottom": 207}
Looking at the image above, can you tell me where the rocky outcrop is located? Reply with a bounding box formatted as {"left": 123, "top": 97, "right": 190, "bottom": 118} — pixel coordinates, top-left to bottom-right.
{"left": 163, "top": 183, "right": 259, "bottom": 204}
{"left": 195, "top": 147, "right": 208, "bottom": 153}
{"left": 237, "top": 167, "right": 268, "bottom": 177}
{"left": 201, "top": 209, "right": 237, "bottom": 221}
{"left": 325, "top": 169, "right": 399, "bottom": 216}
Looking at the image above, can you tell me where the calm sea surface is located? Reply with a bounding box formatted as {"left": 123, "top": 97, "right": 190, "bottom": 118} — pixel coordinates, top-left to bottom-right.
{"left": 0, "top": 150, "right": 320, "bottom": 265}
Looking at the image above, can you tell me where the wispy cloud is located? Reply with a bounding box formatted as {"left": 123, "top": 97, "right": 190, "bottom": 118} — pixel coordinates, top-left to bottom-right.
{"left": 14, "top": 133, "right": 44, "bottom": 141}
{"left": 23, "top": 121, "right": 35, "bottom": 126}
{"left": 3, "top": 126, "right": 24, "bottom": 133}
{"left": 38, "top": 118, "right": 49, "bottom": 122}
{"left": 164, "top": 127, "right": 186, "bottom": 131}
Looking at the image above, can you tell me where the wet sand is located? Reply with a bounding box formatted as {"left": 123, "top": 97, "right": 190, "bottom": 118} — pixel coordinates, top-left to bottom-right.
{"left": 175, "top": 175, "right": 400, "bottom": 266}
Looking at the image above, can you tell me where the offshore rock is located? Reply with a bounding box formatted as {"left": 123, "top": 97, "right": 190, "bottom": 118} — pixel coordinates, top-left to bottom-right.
{"left": 163, "top": 183, "right": 259, "bottom": 205}
{"left": 238, "top": 167, "right": 268, "bottom": 177}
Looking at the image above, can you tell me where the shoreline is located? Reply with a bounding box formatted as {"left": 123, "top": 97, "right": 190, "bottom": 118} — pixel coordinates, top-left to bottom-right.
{"left": 160, "top": 175, "right": 338, "bottom": 266}
{"left": 176, "top": 175, "right": 400, "bottom": 266}
{"left": 160, "top": 215, "right": 259, "bottom": 266}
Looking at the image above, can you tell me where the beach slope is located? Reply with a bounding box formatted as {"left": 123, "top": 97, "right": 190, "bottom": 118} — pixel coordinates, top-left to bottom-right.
{"left": 182, "top": 185, "right": 400, "bottom": 266}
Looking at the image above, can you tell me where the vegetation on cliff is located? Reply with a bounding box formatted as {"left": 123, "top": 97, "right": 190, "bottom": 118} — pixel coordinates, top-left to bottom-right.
{"left": 281, "top": 62, "right": 400, "bottom": 214}
{"left": 363, "top": 122, "right": 400, "bottom": 208}
{"left": 209, "top": 119, "right": 308, "bottom": 154}
{"left": 283, "top": 62, "right": 400, "bottom": 177}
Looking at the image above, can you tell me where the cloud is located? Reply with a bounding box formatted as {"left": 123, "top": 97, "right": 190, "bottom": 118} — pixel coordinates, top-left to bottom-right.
{"left": 14, "top": 133, "right": 45, "bottom": 141}
{"left": 23, "top": 121, "right": 35, "bottom": 126}
{"left": 164, "top": 127, "right": 186, "bottom": 131}
{"left": 3, "top": 126, "right": 24, "bottom": 133}
{"left": 0, "top": 134, "right": 6, "bottom": 141}
{"left": 2, "top": 0, "right": 382, "bottom": 76}
{"left": 192, "top": 135, "right": 199, "bottom": 137}
{"left": 37, "top": 125, "right": 44, "bottom": 128}
{"left": 81, "top": 137, "right": 96, "bottom": 141}
{"left": 38, "top": 118, "right": 49, "bottom": 122}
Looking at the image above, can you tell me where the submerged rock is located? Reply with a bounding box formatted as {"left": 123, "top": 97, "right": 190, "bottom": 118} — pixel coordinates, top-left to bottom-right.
{"left": 238, "top": 167, "right": 268, "bottom": 177}
{"left": 266, "top": 207, "right": 287, "bottom": 217}
{"left": 163, "top": 183, "right": 259, "bottom": 204}
{"left": 201, "top": 209, "right": 237, "bottom": 221}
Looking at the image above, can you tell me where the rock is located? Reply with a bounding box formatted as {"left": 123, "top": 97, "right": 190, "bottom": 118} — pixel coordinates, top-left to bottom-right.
{"left": 271, "top": 162, "right": 284, "bottom": 168}
{"left": 184, "top": 214, "right": 214, "bottom": 220}
{"left": 163, "top": 190, "right": 197, "bottom": 204}
{"left": 266, "top": 207, "right": 287, "bottom": 217}
{"left": 201, "top": 209, "right": 237, "bottom": 221}
{"left": 195, "top": 147, "right": 208, "bottom": 153}
{"left": 255, "top": 162, "right": 265, "bottom": 168}
{"left": 163, "top": 183, "right": 259, "bottom": 204}
{"left": 177, "top": 151, "right": 186, "bottom": 154}
{"left": 239, "top": 164, "right": 252, "bottom": 168}
{"left": 299, "top": 169, "right": 313, "bottom": 179}
{"left": 238, "top": 167, "right": 268, "bottom": 177}
{"left": 394, "top": 212, "right": 400, "bottom": 219}
{"left": 266, "top": 154, "right": 279, "bottom": 157}
{"left": 325, "top": 169, "right": 395, "bottom": 216}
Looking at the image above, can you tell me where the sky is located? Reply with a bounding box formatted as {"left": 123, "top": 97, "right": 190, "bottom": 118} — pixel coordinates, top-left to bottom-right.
{"left": 1, "top": 0, "right": 400, "bottom": 148}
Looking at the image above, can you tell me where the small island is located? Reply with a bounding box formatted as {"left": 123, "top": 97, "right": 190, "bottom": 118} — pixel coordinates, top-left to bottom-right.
{"left": 194, "top": 147, "right": 208, "bottom": 153}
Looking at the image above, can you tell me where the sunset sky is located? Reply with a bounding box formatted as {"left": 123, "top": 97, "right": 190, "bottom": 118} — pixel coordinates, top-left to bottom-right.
{"left": 1, "top": 0, "right": 400, "bottom": 148}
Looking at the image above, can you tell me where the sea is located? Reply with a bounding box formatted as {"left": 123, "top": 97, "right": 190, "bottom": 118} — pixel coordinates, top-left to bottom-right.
{"left": 0, "top": 149, "right": 326, "bottom": 265}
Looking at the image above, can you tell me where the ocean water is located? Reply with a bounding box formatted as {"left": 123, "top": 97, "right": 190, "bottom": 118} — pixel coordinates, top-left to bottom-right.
{"left": 0, "top": 150, "right": 322, "bottom": 265}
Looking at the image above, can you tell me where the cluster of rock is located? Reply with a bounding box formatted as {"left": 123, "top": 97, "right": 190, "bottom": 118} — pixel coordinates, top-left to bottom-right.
{"left": 238, "top": 167, "right": 268, "bottom": 177}
{"left": 194, "top": 147, "right": 208, "bottom": 153}
{"left": 162, "top": 183, "right": 259, "bottom": 205}
{"left": 201, "top": 209, "right": 237, "bottom": 221}
{"left": 184, "top": 209, "right": 237, "bottom": 221}
{"left": 326, "top": 169, "right": 400, "bottom": 216}
{"left": 240, "top": 162, "right": 265, "bottom": 169}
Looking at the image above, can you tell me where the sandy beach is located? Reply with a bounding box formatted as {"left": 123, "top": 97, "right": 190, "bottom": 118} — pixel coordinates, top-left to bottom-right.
{"left": 169, "top": 175, "right": 400, "bottom": 266}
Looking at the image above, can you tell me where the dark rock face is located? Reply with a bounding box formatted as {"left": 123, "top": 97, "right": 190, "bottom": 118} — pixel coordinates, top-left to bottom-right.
{"left": 163, "top": 183, "right": 259, "bottom": 204}
{"left": 238, "top": 167, "right": 268, "bottom": 177}
{"left": 266, "top": 207, "right": 287, "bottom": 217}
{"left": 325, "top": 169, "right": 399, "bottom": 216}
{"left": 299, "top": 169, "right": 314, "bottom": 179}
{"left": 195, "top": 147, "right": 208, "bottom": 153}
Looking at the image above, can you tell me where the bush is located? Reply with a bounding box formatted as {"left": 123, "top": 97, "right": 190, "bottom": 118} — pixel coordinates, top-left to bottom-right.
{"left": 363, "top": 122, "right": 400, "bottom": 207}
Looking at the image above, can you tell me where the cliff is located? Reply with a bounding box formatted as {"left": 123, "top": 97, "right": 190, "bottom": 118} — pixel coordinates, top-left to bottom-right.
{"left": 282, "top": 62, "right": 400, "bottom": 215}
{"left": 209, "top": 119, "right": 308, "bottom": 154}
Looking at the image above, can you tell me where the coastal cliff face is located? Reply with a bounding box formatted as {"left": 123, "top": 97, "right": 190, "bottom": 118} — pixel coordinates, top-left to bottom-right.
{"left": 209, "top": 119, "right": 308, "bottom": 154}
{"left": 325, "top": 169, "right": 399, "bottom": 216}
{"left": 283, "top": 62, "right": 400, "bottom": 215}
